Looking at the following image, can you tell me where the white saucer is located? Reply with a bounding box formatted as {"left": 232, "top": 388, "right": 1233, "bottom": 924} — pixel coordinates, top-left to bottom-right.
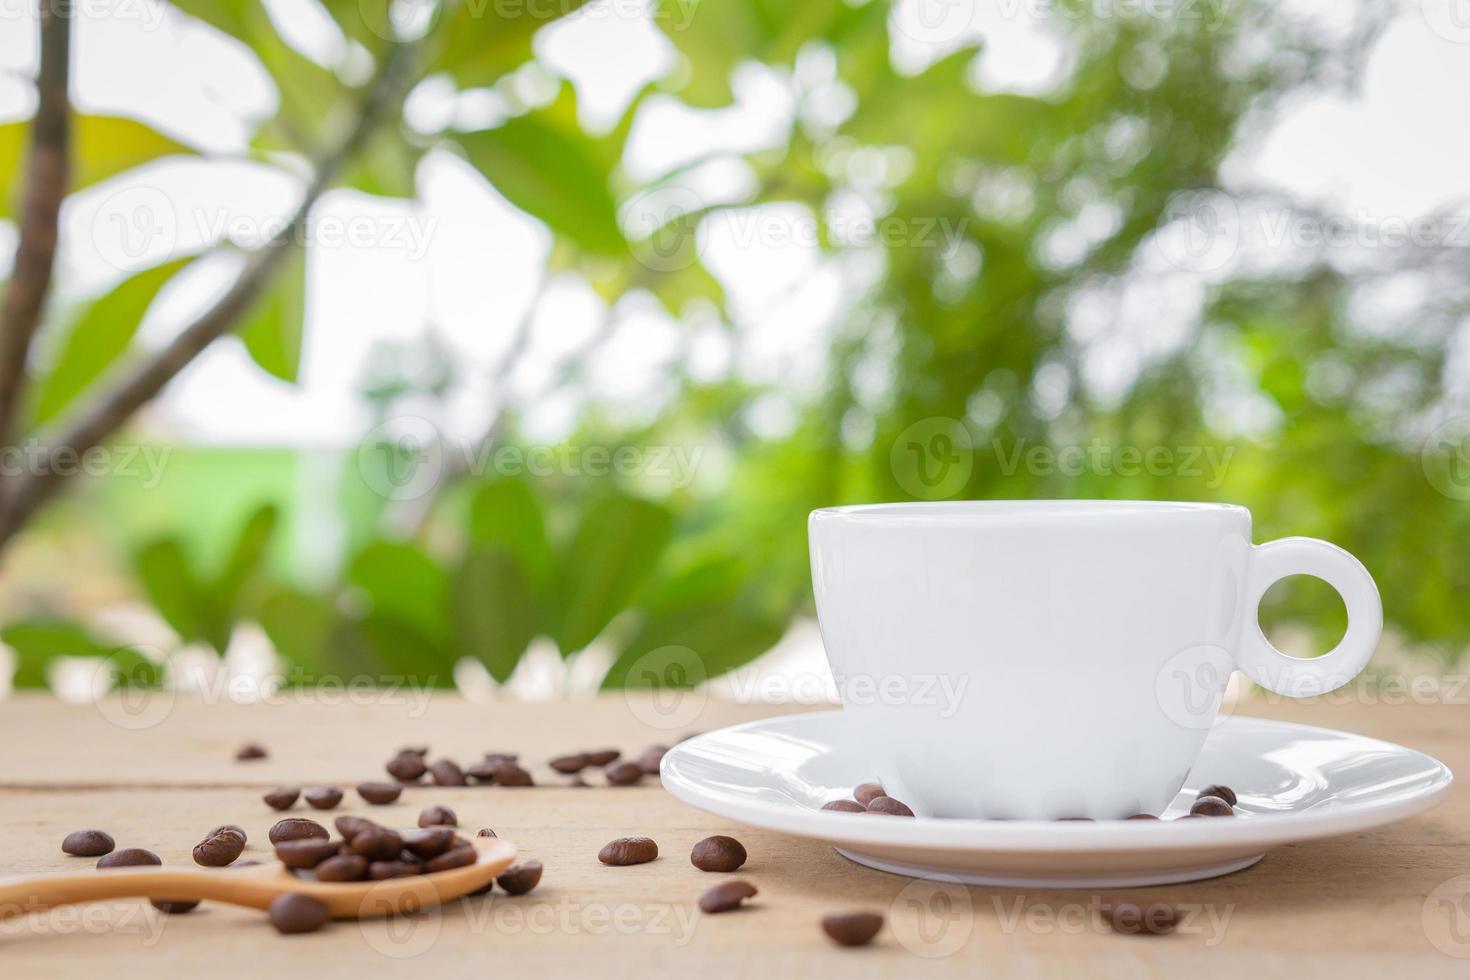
{"left": 660, "top": 711, "right": 1452, "bottom": 888}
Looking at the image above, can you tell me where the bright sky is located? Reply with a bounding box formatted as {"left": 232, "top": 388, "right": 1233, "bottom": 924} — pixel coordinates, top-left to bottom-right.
{"left": 0, "top": 0, "right": 1466, "bottom": 449}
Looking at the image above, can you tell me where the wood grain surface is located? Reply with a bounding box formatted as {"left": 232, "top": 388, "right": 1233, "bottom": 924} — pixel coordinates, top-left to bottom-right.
{"left": 0, "top": 692, "right": 1466, "bottom": 977}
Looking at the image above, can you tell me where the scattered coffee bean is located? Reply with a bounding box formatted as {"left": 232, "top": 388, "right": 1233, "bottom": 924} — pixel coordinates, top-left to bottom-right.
{"left": 605, "top": 760, "right": 643, "bottom": 786}
{"left": 150, "top": 899, "right": 200, "bottom": 913}
{"left": 263, "top": 787, "right": 300, "bottom": 810}
{"left": 1198, "top": 784, "right": 1238, "bottom": 807}
{"left": 865, "top": 796, "right": 915, "bottom": 817}
{"left": 690, "top": 836, "right": 747, "bottom": 873}
{"left": 1189, "top": 795, "right": 1234, "bottom": 817}
{"left": 586, "top": 749, "right": 620, "bottom": 766}
{"left": 853, "top": 783, "right": 885, "bottom": 806}
{"left": 428, "top": 759, "right": 467, "bottom": 786}
{"left": 598, "top": 837, "right": 658, "bottom": 866}
{"left": 698, "top": 879, "right": 757, "bottom": 913}
{"left": 387, "top": 753, "right": 427, "bottom": 782}
{"left": 1126, "top": 814, "right": 1160, "bottom": 820}
{"left": 347, "top": 826, "right": 404, "bottom": 861}
{"left": 636, "top": 746, "right": 666, "bottom": 775}
{"left": 497, "top": 860, "right": 543, "bottom": 895}
{"left": 549, "top": 753, "right": 589, "bottom": 774}
{"left": 314, "top": 853, "right": 369, "bottom": 882}
{"left": 193, "top": 825, "right": 247, "bottom": 867}
{"left": 334, "top": 815, "right": 374, "bottom": 841}
{"left": 1102, "top": 901, "right": 1181, "bottom": 935}
{"left": 235, "top": 743, "right": 267, "bottom": 761}
{"left": 425, "top": 844, "right": 476, "bottom": 873}
{"left": 464, "top": 762, "right": 500, "bottom": 784}
{"left": 269, "top": 818, "right": 329, "bottom": 845}
{"left": 821, "top": 911, "right": 884, "bottom": 947}
{"left": 821, "top": 799, "right": 866, "bottom": 813}
{"left": 275, "top": 839, "right": 341, "bottom": 870}
{"left": 268, "top": 893, "right": 329, "bottom": 935}
{"left": 418, "top": 805, "right": 457, "bottom": 828}
{"left": 303, "top": 787, "right": 343, "bottom": 810}
{"left": 62, "top": 830, "right": 114, "bottom": 857}
{"left": 97, "top": 847, "right": 160, "bottom": 870}
{"left": 492, "top": 762, "right": 534, "bottom": 787}
{"left": 356, "top": 781, "right": 402, "bottom": 805}
{"left": 476, "top": 828, "right": 497, "bottom": 838}
{"left": 369, "top": 860, "right": 424, "bottom": 880}
{"left": 402, "top": 827, "right": 457, "bottom": 858}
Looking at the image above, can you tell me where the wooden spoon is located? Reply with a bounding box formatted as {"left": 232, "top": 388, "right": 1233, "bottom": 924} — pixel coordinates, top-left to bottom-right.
{"left": 0, "top": 835, "right": 516, "bottom": 920}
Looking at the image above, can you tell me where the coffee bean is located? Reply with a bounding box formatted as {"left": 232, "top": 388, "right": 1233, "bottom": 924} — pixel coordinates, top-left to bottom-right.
{"left": 636, "top": 746, "right": 666, "bottom": 775}
{"left": 464, "top": 762, "right": 499, "bottom": 784}
{"left": 269, "top": 818, "right": 329, "bottom": 845}
{"left": 356, "top": 781, "right": 402, "bottom": 805}
{"left": 821, "top": 800, "right": 865, "bottom": 813}
{"left": 315, "top": 853, "right": 369, "bottom": 882}
{"left": 853, "top": 783, "right": 885, "bottom": 806}
{"left": 483, "top": 752, "right": 518, "bottom": 766}
{"left": 369, "top": 860, "right": 424, "bottom": 880}
{"left": 304, "top": 787, "right": 343, "bottom": 810}
{"left": 275, "top": 839, "right": 341, "bottom": 869}
{"left": 268, "top": 893, "right": 329, "bottom": 935}
{"left": 1198, "top": 784, "right": 1238, "bottom": 807}
{"left": 1189, "top": 795, "right": 1234, "bottom": 817}
{"left": 1102, "top": 901, "right": 1180, "bottom": 935}
{"left": 193, "top": 825, "right": 247, "bottom": 867}
{"left": 235, "top": 743, "right": 267, "bottom": 761}
{"left": 97, "top": 847, "right": 160, "bottom": 870}
{"left": 386, "top": 753, "right": 426, "bottom": 782}
{"left": 586, "top": 749, "right": 620, "bottom": 766}
{"left": 605, "top": 760, "right": 643, "bottom": 786}
{"left": 492, "top": 762, "right": 533, "bottom": 787}
{"left": 428, "top": 759, "right": 467, "bottom": 786}
{"left": 698, "top": 879, "right": 757, "bottom": 913}
{"left": 348, "top": 827, "right": 404, "bottom": 861}
{"left": 598, "top": 837, "right": 658, "bottom": 866}
{"left": 425, "top": 844, "right": 475, "bottom": 873}
{"left": 549, "top": 753, "right": 589, "bottom": 774}
{"left": 476, "top": 828, "right": 497, "bottom": 838}
{"left": 62, "top": 830, "right": 114, "bottom": 857}
{"left": 865, "top": 796, "right": 915, "bottom": 817}
{"left": 690, "top": 836, "right": 747, "bottom": 873}
{"left": 334, "top": 815, "right": 375, "bottom": 841}
{"left": 821, "top": 911, "right": 884, "bottom": 947}
{"left": 1126, "top": 813, "right": 1160, "bottom": 820}
{"left": 263, "top": 787, "right": 300, "bottom": 810}
{"left": 399, "top": 745, "right": 429, "bottom": 757}
{"left": 417, "top": 805, "right": 458, "bottom": 828}
{"left": 150, "top": 900, "right": 200, "bottom": 913}
{"left": 496, "top": 860, "right": 543, "bottom": 895}
{"left": 212, "top": 824, "right": 247, "bottom": 842}
{"left": 402, "top": 827, "right": 457, "bottom": 858}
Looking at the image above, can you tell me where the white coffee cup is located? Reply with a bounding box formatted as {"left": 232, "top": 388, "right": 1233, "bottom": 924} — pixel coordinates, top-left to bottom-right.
{"left": 808, "top": 501, "right": 1382, "bottom": 820}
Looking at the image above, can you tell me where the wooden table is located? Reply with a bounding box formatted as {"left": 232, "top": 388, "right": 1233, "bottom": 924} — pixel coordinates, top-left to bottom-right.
{"left": 1, "top": 692, "right": 1466, "bottom": 977}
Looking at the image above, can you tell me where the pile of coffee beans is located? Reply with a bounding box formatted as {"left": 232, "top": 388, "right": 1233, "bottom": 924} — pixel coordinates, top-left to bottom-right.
{"left": 821, "top": 783, "right": 916, "bottom": 817}
{"left": 821, "top": 781, "right": 1242, "bottom": 821}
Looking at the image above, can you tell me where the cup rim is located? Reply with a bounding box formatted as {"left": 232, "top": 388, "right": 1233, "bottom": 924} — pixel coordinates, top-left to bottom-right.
{"left": 810, "top": 500, "right": 1249, "bottom": 522}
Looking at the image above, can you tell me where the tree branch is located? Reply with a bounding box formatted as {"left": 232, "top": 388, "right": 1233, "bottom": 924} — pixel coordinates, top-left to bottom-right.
{"left": 0, "top": 37, "right": 422, "bottom": 551}
{"left": 0, "top": 1, "right": 71, "bottom": 452}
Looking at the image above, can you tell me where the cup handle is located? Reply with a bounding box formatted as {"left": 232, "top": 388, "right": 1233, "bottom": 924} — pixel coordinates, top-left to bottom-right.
{"left": 1237, "top": 537, "right": 1382, "bottom": 697}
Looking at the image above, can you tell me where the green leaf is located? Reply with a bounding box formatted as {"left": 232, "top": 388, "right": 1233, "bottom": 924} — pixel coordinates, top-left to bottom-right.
{"left": 451, "top": 547, "right": 539, "bottom": 683}
{"left": 214, "top": 503, "right": 279, "bottom": 605}
{"left": 345, "top": 540, "right": 449, "bottom": 645}
{"left": 238, "top": 248, "right": 306, "bottom": 383}
{"left": 602, "top": 602, "right": 785, "bottom": 688}
{"left": 431, "top": 0, "right": 592, "bottom": 89}
{"left": 0, "top": 114, "right": 197, "bottom": 219}
{"left": 353, "top": 612, "right": 457, "bottom": 687}
{"left": 467, "top": 479, "right": 554, "bottom": 595}
{"left": 552, "top": 494, "right": 674, "bottom": 653}
{"left": 135, "top": 538, "right": 217, "bottom": 647}
{"left": 256, "top": 586, "right": 338, "bottom": 676}
{"left": 457, "top": 96, "right": 625, "bottom": 256}
{"left": 2, "top": 620, "right": 115, "bottom": 687}
{"left": 30, "top": 257, "right": 194, "bottom": 426}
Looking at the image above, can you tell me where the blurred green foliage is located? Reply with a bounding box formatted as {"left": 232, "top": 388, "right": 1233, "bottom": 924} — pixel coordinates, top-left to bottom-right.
{"left": 3, "top": 0, "right": 1465, "bottom": 690}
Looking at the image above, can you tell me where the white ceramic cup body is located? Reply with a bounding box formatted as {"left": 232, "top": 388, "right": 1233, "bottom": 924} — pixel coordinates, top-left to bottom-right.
{"left": 808, "top": 501, "right": 1382, "bottom": 819}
